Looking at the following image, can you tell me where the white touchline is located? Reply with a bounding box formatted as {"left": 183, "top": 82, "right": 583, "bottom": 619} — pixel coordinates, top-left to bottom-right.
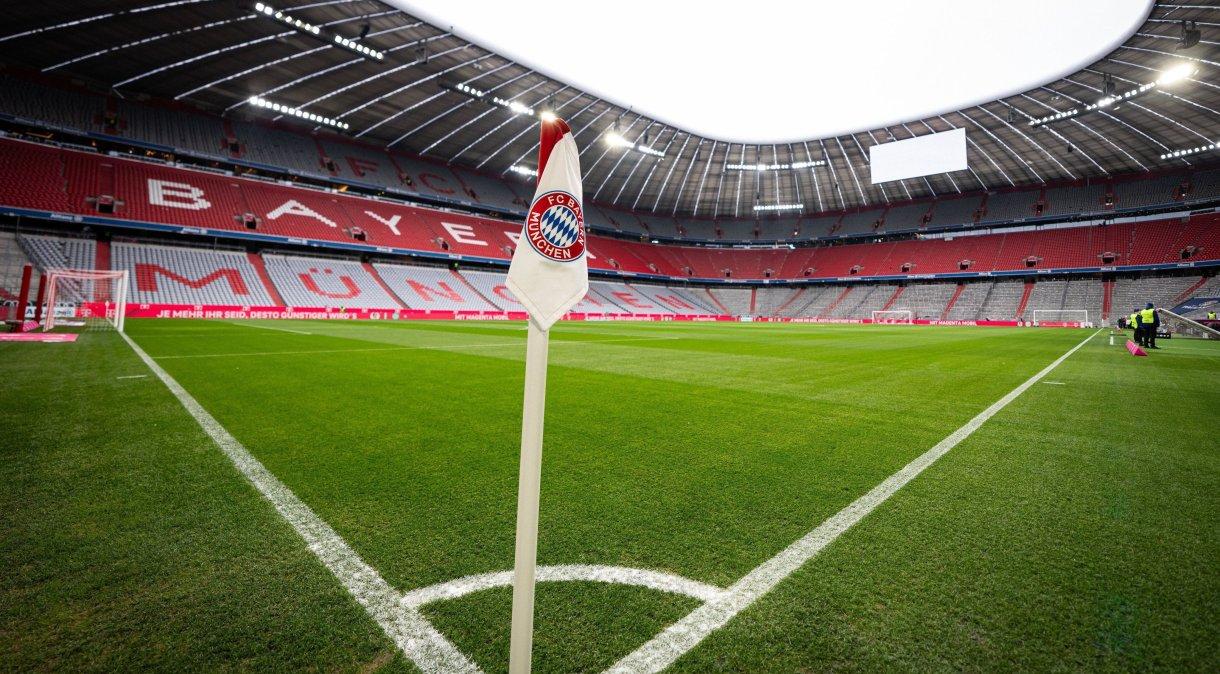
{"left": 120, "top": 332, "right": 481, "bottom": 674}
{"left": 605, "top": 329, "right": 1101, "bottom": 674}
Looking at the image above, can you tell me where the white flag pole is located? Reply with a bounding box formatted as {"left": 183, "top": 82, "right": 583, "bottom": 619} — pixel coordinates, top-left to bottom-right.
{"left": 509, "top": 317, "right": 550, "bottom": 674}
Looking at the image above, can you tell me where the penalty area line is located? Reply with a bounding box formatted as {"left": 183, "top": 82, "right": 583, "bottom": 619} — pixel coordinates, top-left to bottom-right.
{"left": 607, "top": 329, "right": 1102, "bottom": 674}
{"left": 119, "top": 332, "right": 480, "bottom": 673}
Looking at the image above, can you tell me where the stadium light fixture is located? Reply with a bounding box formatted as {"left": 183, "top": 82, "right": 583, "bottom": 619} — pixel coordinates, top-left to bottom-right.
{"left": 254, "top": 3, "right": 320, "bottom": 35}
{"left": 1029, "top": 64, "right": 1195, "bottom": 129}
{"left": 753, "top": 203, "right": 804, "bottom": 212}
{"left": 508, "top": 165, "right": 538, "bottom": 176}
{"left": 540, "top": 110, "right": 557, "bottom": 122}
{"left": 247, "top": 96, "right": 349, "bottom": 130}
{"left": 1159, "top": 143, "right": 1216, "bottom": 160}
{"left": 726, "top": 160, "right": 826, "bottom": 171}
{"left": 604, "top": 131, "right": 665, "bottom": 158}
{"left": 254, "top": 2, "right": 384, "bottom": 61}
{"left": 442, "top": 81, "right": 539, "bottom": 118}
{"left": 1156, "top": 61, "right": 1196, "bottom": 86}
{"left": 333, "top": 34, "right": 385, "bottom": 61}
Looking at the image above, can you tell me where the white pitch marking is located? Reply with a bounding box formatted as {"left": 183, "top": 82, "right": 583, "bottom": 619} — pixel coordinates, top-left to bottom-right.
{"left": 606, "top": 330, "right": 1102, "bottom": 674}
{"left": 401, "top": 565, "right": 726, "bottom": 609}
{"left": 120, "top": 332, "right": 480, "bottom": 674}
{"left": 150, "top": 336, "right": 681, "bottom": 360}
{"left": 230, "top": 321, "right": 313, "bottom": 335}
{"left": 1041, "top": 381, "right": 1067, "bottom": 385}
{"left": 116, "top": 374, "right": 148, "bottom": 380}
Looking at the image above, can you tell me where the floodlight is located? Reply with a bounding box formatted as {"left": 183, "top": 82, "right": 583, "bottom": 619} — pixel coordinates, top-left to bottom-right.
{"left": 1157, "top": 62, "right": 1196, "bottom": 86}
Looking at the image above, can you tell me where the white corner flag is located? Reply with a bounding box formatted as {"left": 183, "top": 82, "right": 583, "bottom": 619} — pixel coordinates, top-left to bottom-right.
{"left": 506, "top": 116, "right": 587, "bottom": 674}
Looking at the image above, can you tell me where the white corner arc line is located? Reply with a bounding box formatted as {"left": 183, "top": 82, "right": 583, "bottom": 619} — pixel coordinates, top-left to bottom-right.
{"left": 120, "top": 333, "right": 481, "bottom": 674}
{"left": 606, "top": 330, "right": 1102, "bottom": 674}
{"left": 402, "top": 565, "right": 727, "bottom": 609}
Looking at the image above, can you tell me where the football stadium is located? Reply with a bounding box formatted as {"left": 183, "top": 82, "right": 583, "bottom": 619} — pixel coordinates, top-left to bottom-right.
{"left": 1, "top": 1, "right": 1218, "bottom": 671}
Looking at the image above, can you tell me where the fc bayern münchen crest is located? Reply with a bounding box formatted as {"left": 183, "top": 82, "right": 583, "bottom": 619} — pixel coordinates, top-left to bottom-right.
{"left": 524, "top": 190, "right": 585, "bottom": 263}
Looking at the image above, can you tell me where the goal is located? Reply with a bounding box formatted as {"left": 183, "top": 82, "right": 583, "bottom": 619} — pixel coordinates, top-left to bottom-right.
{"left": 872, "top": 309, "right": 913, "bottom": 324}
{"left": 1031, "top": 309, "right": 1091, "bottom": 327}
{"left": 1158, "top": 308, "right": 1220, "bottom": 340}
{"left": 42, "top": 269, "right": 128, "bottom": 333}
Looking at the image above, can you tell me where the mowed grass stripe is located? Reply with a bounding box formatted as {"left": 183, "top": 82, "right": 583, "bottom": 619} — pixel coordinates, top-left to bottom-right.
{"left": 5, "top": 321, "right": 1216, "bottom": 672}
{"left": 132, "top": 320, "right": 1088, "bottom": 591}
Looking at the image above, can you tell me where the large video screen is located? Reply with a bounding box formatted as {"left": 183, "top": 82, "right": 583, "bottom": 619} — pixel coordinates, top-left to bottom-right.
{"left": 870, "top": 128, "right": 967, "bottom": 184}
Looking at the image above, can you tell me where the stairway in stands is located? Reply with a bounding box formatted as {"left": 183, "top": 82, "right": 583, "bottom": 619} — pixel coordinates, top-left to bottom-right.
{"left": 247, "top": 252, "right": 285, "bottom": 305}
{"left": 941, "top": 284, "right": 965, "bottom": 319}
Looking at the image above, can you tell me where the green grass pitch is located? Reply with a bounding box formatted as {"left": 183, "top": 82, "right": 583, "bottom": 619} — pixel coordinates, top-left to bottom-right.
{"left": 2, "top": 319, "right": 1217, "bottom": 672}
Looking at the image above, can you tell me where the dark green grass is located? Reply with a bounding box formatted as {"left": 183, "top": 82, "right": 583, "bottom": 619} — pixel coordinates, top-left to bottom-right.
{"left": 2, "top": 320, "right": 1217, "bottom": 672}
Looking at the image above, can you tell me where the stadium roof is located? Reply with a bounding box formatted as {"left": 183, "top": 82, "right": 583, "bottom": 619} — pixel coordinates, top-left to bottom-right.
{"left": 2, "top": 0, "right": 1217, "bottom": 216}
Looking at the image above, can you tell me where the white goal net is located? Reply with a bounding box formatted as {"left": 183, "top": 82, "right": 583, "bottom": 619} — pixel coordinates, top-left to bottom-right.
{"left": 42, "top": 269, "right": 128, "bottom": 333}
{"left": 872, "top": 309, "right": 913, "bottom": 324}
{"left": 1031, "top": 309, "right": 1091, "bottom": 327}
{"left": 1158, "top": 308, "right": 1220, "bottom": 340}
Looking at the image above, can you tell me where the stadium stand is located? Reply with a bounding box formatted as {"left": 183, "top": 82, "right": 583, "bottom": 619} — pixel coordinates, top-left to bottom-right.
{"left": 0, "top": 231, "right": 33, "bottom": 301}
{"left": 0, "top": 77, "right": 101, "bottom": 132}
{"left": 894, "top": 283, "right": 958, "bottom": 320}
{"left": 2, "top": 133, "right": 1212, "bottom": 281}
{"left": 1111, "top": 174, "right": 1181, "bottom": 210}
{"left": 458, "top": 268, "right": 627, "bottom": 314}
{"left": 112, "top": 242, "right": 276, "bottom": 306}
{"left": 1111, "top": 275, "right": 1206, "bottom": 317}
{"left": 975, "top": 280, "right": 1027, "bottom": 321}
{"left": 228, "top": 121, "right": 329, "bottom": 176}
{"left": 372, "top": 263, "right": 496, "bottom": 311}
{"left": 753, "top": 287, "right": 801, "bottom": 316}
{"left": 20, "top": 234, "right": 97, "bottom": 272}
{"left": 927, "top": 195, "right": 982, "bottom": 229}
{"left": 7, "top": 231, "right": 1216, "bottom": 323}
{"left": 1, "top": 73, "right": 1216, "bottom": 254}
{"left": 629, "top": 283, "right": 716, "bottom": 315}
{"left": 707, "top": 288, "right": 752, "bottom": 315}
{"left": 263, "top": 254, "right": 403, "bottom": 309}
{"left": 1042, "top": 183, "right": 1107, "bottom": 217}
{"left": 785, "top": 286, "right": 844, "bottom": 317}
{"left": 881, "top": 202, "right": 932, "bottom": 232}
{"left": 981, "top": 190, "right": 1037, "bottom": 222}
{"left": 117, "top": 101, "right": 229, "bottom": 161}
{"left": 591, "top": 280, "right": 676, "bottom": 314}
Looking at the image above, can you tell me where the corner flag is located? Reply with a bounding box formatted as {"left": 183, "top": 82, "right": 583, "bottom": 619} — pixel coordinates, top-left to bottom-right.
{"left": 506, "top": 116, "right": 586, "bottom": 674}
{"left": 506, "top": 117, "right": 588, "bottom": 328}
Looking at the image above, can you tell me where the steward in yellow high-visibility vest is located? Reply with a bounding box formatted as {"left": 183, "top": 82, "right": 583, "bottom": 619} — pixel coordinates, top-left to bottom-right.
{"left": 1209, "top": 310, "right": 1217, "bottom": 320}
{"left": 1140, "top": 304, "right": 1160, "bottom": 348}
{"left": 1130, "top": 311, "right": 1140, "bottom": 339}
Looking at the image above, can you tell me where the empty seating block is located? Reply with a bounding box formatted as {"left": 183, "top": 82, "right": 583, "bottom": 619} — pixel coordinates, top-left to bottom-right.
{"left": 629, "top": 283, "right": 714, "bottom": 315}
{"left": 982, "top": 191, "right": 1036, "bottom": 222}
{"left": 263, "top": 254, "right": 400, "bottom": 309}
{"left": 118, "top": 101, "right": 227, "bottom": 159}
{"left": 708, "top": 288, "right": 752, "bottom": 315}
{"left": 113, "top": 242, "right": 274, "bottom": 305}
{"left": 927, "top": 196, "right": 982, "bottom": 229}
{"left": 373, "top": 264, "right": 495, "bottom": 311}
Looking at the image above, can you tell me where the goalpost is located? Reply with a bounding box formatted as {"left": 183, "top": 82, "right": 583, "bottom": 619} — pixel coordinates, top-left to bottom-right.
{"left": 871, "top": 309, "right": 913, "bottom": 324}
{"left": 42, "top": 269, "right": 128, "bottom": 333}
{"left": 1031, "top": 309, "right": 1091, "bottom": 327}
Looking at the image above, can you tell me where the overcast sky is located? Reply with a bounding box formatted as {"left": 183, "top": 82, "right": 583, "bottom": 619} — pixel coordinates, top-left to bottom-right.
{"left": 390, "top": 0, "right": 1151, "bottom": 143}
